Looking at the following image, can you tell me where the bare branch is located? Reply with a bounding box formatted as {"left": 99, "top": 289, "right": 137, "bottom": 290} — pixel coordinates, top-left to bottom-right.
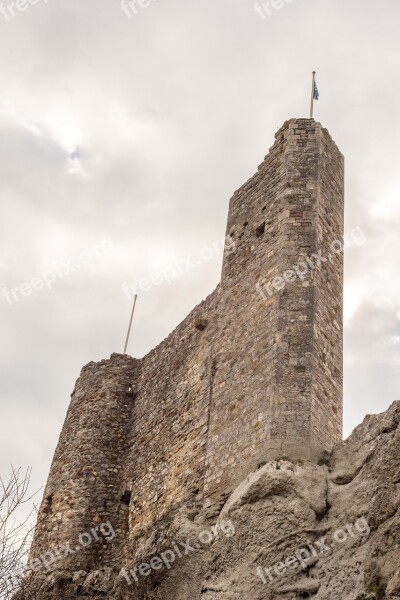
{"left": 0, "top": 467, "right": 40, "bottom": 599}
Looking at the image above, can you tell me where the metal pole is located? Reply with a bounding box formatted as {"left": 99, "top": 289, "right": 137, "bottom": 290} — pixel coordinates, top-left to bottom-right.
{"left": 310, "top": 71, "right": 316, "bottom": 119}
{"left": 123, "top": 294, "right": 138, "bottom": 354}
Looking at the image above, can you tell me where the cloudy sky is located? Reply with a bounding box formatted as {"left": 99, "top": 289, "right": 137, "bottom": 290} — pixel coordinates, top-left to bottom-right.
{"left": 1, "top": 0, "right": 399, "bottom": 511}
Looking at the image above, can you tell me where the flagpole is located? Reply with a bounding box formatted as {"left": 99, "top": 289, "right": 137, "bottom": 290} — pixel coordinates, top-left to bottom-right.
{"left": 310, "top": 71, "right": 316, "bottom": 119}
{"left": 123, "top": 294, "right": 138, "bottom": 354}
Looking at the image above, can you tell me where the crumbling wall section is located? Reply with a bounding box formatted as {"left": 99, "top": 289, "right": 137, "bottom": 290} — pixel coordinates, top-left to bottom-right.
{"left": 30, "top": 354, "right": 140, "bottom": 570}
{"left": 124, "top": 291, "right": 220, "bottom": 545}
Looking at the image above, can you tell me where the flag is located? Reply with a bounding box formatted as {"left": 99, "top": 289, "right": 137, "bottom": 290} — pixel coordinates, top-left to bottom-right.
{"left": 313, "top": 79, "right": 319, "bottom": 101}
{"left": 310, "top": 71, "right": 319, "bottom": 118}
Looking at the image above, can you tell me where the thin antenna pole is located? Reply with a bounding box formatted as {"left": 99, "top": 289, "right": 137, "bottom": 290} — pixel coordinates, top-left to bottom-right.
{"left": 123, "top": 294, "right": 138, "bottom": 354}
{"left": 310, "top": 71, "right": 316, "bottom": 119}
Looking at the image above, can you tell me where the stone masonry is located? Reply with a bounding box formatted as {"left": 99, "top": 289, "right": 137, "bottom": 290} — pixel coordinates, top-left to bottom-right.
{"left": 28, "top": 118, "right": 344, "bottom": 576}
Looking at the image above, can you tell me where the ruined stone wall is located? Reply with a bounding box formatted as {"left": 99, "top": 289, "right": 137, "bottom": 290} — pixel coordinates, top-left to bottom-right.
{"left": 30, "top": 355, "right": 140, "bottom": 570}
{"left": 29, "top": 118, "right": 344, "bottom": 575}
{"left": 203, "top": 120, "right": 344, "bottom": 504}
{"left": 311, "top": 128, "right": 344, "bottom": 450}
{"left": 124, "top": 291, "right": 220, "bottom": 544}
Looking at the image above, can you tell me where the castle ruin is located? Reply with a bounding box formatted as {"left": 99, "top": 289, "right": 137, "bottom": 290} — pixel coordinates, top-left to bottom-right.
{"left": 28, "top": 118, "right": 344, "bottom": 578}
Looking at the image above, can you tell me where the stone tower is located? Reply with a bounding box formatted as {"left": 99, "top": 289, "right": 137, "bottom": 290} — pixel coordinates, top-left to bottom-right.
{"left": 27, "top": 118, "right": 344, "bottom": 582}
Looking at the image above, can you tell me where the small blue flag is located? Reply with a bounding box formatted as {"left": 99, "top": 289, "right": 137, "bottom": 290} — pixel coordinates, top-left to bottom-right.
{"left": 313, "top": 80, "right": 319, "bottom": 101}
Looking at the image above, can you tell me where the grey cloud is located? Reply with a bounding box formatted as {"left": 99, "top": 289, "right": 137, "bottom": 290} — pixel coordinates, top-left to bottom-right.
{"left": 0, "top": 0, "right": 399, "bottom": 511}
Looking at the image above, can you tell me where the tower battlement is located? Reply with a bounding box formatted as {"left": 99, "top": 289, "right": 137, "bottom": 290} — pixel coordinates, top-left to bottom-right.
{"left": 29, "top": 118, "right": 344, "bottom": 573}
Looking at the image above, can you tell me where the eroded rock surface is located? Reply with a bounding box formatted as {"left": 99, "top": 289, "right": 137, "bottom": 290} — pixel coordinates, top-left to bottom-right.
{"left": 16, "top": 401, "right": 400, "bottom": 600}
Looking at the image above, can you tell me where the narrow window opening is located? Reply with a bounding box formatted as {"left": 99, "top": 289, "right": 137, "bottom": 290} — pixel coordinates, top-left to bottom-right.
{"left": 127, "top": 385, "right": 137, "bottom": 398}
{"left": 121, "top": 490, "right": 132, "bottom": 506}
{"left": 194, "top": 318, "right": 208, "bottom": 331}
{"left": 255, "top": 223, "right": 265, "bottom": 238}
{"left": 43, "top": 493, "right": 54, "bottom": 515}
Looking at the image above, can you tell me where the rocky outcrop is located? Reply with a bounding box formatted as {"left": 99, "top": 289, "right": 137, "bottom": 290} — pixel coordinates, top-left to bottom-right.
{"left": 16, "top": 401, "right": 400, "bottom": 599}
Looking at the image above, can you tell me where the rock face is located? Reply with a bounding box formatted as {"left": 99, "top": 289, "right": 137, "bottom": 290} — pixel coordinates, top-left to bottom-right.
{"left": 17, "top": 400, "right": 400, "bottom": 599}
